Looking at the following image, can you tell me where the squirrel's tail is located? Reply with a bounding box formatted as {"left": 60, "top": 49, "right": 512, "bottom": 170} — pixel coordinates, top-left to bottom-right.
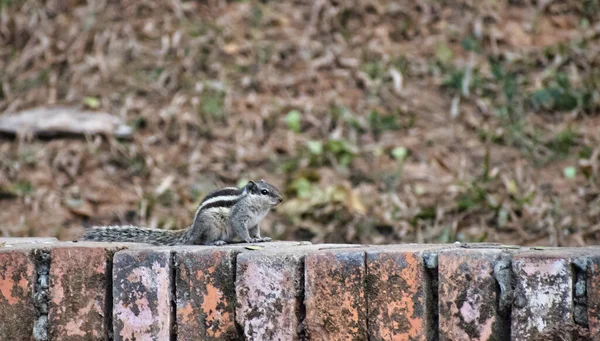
{"left": 81, "top": 225, "right": 185, "bottom": 245}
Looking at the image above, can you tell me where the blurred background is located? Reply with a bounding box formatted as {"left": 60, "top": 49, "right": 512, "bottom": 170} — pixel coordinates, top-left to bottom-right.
{"left": 0, "top": 0, "right": 599, "bottom": 246}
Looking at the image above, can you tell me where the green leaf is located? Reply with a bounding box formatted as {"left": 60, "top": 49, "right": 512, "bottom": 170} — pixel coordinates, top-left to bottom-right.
{"left": 581, "top": 18, "right": 590, "bottom": 29}
{"left": 435, "top": 42, "right": 453, "bottom": 64}
{"left": 333, "top": 105, "right": 363, "bottom": 130}
{"left": 531, "top": 88, "right": 555, "bottom": 110}
{"left": 503, "top": 74, "right": 518, "bottom": 102}
{"left": 306, "top": 140, "right": 323, "bottom": 155}
{"left": 13, "top": 181, "right": 32, "bottom": 196}
{"left": 326, "top": 139, "right": 357, "bottom": 156}
{"left": 368, "top": 111, "right": 399, "bottom": 132}
{"left": 461, "top": 36, "right": 481, "bottom": 53}
{"left": 199, "top": 89, "right": 226, "bottom": 119}
{"left": 202, "top": 96, "right": 224, "bottom": 118}
{"left": 554, "top": 92, "right": 578, "bottom": 111}
{"left": 83, "top": 97, "right": 101, "bottom": 109}
{"left": 489, "top": 58, "right": 504, "bottom": 80}
{"left": 285, "top": 110, "right": 302, "bottom": 133}
{"left": 339, "top": 153, "right": 353, "bottom": 166}
{"left": 325, "top": 139, "right": 345, "bottom": 154}
{"left": 497, "top": 209, "right": 508, "bottom": 227}
{"left": 443, "top": 71, "right": 465, "bottom": 91}
{"left": 362, "top": 62, "right": 383, "bottom": 79}
{"left": 531, "top": 87, "right": 578, "bottom": 112}
{"left": 555, "top": 72, "right": 570, "bottom": 90}
{"left": 391, "top": 147, "right": 408, "bottom": 161}
{"left": 439, "top": 226, "right": 453, "bottom": 243}
{"left": 564, "top": 166, "right": 576, "bottom": 179}
{"left": 290, "top": 177, "right": 313, "bottom": 198}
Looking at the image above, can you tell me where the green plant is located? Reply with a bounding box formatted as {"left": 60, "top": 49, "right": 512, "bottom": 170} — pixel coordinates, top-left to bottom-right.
{"left": 199, "top": 89, "right": 226, "bottom": 120}
{"left": 368, "top": 111, "right": 399, "bottom": 137}
{"left": 285, "top": 110, "right": 302, "bottom": 133}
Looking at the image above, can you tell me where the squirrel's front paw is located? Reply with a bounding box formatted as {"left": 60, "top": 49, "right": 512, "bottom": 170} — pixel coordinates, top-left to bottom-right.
{"left": 257, "top": 237, "right": 272, "bottom": 242}
{"left": 211, "top": 240, "right": 227, "bottom": 246}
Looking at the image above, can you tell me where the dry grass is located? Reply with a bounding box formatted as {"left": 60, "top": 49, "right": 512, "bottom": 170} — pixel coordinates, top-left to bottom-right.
{"left": 0, "top": 0, "right": 599, "bottom": 246}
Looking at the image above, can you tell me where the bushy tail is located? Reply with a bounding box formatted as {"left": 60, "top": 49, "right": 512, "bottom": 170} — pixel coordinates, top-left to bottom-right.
{"left": 81, "top": 225, "right": 185, "bottom": 245}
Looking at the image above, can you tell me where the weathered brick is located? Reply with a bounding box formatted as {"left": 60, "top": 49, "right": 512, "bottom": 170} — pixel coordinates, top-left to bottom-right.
{"left": 0, "top": 237, "right": 58, "bottom": 245}
{"left": 512, "top": 251, "right": 573, "bottom": 340}
{"left": 438, "top": 248, "right": 510, "bottom": 341}
{"left": 112, "top": 248, "right": 173, "bottom": 341}
{"left": 175, "top": 247, "right": 238, "bottom": 341}
{"left": 0, "top": 248, "right": 36, "bottom": 341}
{"left": 366, "top": 246, "right": 445, "bottom": 341}
{"left": 48, "top": 245, "right": 114, "bottom": 340}
{"left": 586, "top": 255, "right": 600, "bottom": 340}
{"left": 236, "top": 249, "right": 307, "bottom": 341}
{"left": 304, "top": 248, "right": 367, "bottom": 341}
{"left": 173, "top": 242, "right": 314, "bottom": 340}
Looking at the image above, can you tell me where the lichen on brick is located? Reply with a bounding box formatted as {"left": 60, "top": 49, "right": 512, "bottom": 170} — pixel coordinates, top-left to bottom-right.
{"left": 175, "top": 248, "right": 238, "bottom": 341}
{"left": 112, "top": 249, "right": 173, "bottom": 341}
{"left": 511, "top": 254, "right": 573, "bottom": 340}
{"left": 438, "top": 248, "right": 508, "bottom": 341}
{"left": 236, "top": 251, "right": 307, "bottom": 340}
{"left": 305, "top": 250, "right": 367, "bottom": 341}
{"left": 49, "top": 247, "right": 110, "bottom": 340}
{"left": 0, "top": 249, "right": 36, "bottom": 341}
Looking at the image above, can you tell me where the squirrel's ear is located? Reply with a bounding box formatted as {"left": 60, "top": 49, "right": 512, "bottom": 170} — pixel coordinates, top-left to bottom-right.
{"left": 245, "top": 180, "right": 257, "bottom": 193}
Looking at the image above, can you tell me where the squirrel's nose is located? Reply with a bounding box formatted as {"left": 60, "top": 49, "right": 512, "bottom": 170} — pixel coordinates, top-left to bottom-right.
{"left": 278, "top": 197, "right": 283, "bottom": 203}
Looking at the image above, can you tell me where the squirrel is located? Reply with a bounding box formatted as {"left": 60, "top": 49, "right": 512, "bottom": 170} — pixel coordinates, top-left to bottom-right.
{"left": 80, "top": 179, "right": 283, "bottom": 246}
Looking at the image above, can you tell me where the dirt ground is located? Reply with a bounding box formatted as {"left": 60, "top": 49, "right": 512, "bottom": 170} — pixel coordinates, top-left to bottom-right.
{"left": 0, "top": 0, "right": 599, "bottom": 246}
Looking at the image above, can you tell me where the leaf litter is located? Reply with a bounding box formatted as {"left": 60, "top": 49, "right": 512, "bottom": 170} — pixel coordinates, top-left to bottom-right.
{"left": 0, "top": 0, "right": 598, "bottom": 247}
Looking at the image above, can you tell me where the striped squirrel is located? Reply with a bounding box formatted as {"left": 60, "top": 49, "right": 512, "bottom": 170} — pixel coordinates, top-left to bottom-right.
{"left": 80, "top": 180, "right": 283, "bottom": 246}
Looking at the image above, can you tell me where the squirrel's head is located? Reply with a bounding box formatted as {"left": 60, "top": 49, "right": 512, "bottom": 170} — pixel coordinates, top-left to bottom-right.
{"left": 243, "top": 179, "right": 284, "bottom": 208}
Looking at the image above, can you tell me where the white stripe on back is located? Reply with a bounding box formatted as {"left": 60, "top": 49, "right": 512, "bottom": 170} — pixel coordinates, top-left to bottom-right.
{"left": 220, "top": 187, "right": 239, "bottom": 191}
{"left": 198, "top": 194, "right": 243, "bottom": 210}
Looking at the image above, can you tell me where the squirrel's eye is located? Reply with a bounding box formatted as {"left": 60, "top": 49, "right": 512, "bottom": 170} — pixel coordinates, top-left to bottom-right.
{"left": 260, "top": 189, "right": 269, "bottom": 195}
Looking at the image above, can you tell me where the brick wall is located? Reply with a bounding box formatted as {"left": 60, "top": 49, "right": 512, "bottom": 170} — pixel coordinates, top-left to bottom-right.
{"left": 1, "top": 238, "right": 599, "bottom": 340}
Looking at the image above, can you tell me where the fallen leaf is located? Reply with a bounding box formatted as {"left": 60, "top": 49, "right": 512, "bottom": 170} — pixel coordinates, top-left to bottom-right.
{"left": 223, "top": 43, "right": 239, "bottom": 54}
{"left": 245, "top": 245, "right": 264, "bottom": 250}
{"left": 345, "top": 189, "right": 366, "bottom": 215}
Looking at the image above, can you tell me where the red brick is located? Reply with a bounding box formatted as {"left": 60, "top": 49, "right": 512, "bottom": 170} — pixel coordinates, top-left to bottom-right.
{"left": 175, "top": 247, "right": 238, "bottom": 340}
{"left": 112, "top": 248, "right": 173, "bottom": 341}
{"left": 511, "top": 251, "right": 573, "bottom": 340}
{"left": 366, "top": 246, "right": 445, "bottom": 341}
{"left": 304, "top": 248, "right": 367, "bottom": 341}
{"left": 48, "top": 245, "right": 113, "bottom": 340}
{"left": 236, "top": 249, "right": 308, "bottom": 340}
{"left": 173, "top": 242, "right": 316, "bottom": 340}
{"left": 438, "top": 248, "right": 509, "bottom": 341}
{"left": 0, "top": 248, "right": 36, "bottom": 341}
